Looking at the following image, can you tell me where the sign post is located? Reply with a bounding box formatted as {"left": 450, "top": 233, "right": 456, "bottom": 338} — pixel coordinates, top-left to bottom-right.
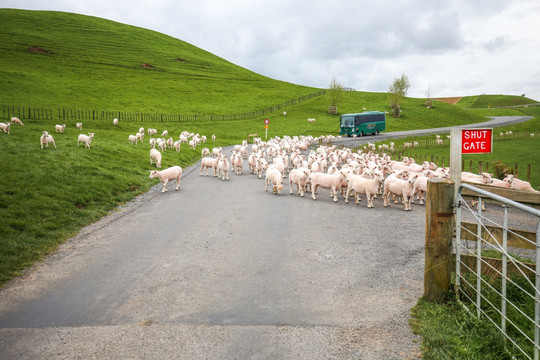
{"left": 264, "top": 118, "right": 269, "bottom": 139}
{"left": 450, "top": 128, "right": 493, "bottom": 195}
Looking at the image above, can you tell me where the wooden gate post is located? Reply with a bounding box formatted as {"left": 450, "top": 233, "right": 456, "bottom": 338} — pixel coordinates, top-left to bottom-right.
{"left": 424, "top": 178, "right": 455, "bottom": 303}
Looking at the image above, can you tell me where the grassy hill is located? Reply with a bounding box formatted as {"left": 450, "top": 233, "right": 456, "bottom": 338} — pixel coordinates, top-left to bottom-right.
{"left": 456, "top": 94, "right": 537, "bottom": 108}
{"left": 0, "top": 9, "right": 539, "bottom": 286}
{"left": 0, "top": 8, "right": 317, "bottom": 114}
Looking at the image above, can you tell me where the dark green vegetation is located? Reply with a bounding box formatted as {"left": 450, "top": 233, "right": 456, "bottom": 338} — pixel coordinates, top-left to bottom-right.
{"left": 0, "top": 8, "right": 539, "bottom": 359}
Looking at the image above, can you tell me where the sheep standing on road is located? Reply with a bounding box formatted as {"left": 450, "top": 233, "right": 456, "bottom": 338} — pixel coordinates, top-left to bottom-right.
{"left": 77, "top": 133, "right": 95, "bottom": 148}
{"left": 217, "top": 154, "right": 230, "bottom": 180}
{"left": 308, "top": 170, "right": 347, "bottom": 202}
{"left": 265, "top": 166, "right": 284, "bottom": 195}
{"left": 40, "top": 131, "right": 56, "bottom": 149}
{"left": 149, "top": 166, "right": 182, "bottom": 193}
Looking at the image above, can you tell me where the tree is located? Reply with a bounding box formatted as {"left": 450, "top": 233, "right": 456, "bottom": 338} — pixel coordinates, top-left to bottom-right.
{"left": 326, "top": 77, "right": 345, "bottom": 114}
{"left": 388, "top": 73, "right": 411, "bottom": 116}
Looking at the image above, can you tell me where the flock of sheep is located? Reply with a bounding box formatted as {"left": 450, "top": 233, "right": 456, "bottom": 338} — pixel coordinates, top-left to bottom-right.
{"left": 3, "top": 115, "right": 538, "bottom": 207}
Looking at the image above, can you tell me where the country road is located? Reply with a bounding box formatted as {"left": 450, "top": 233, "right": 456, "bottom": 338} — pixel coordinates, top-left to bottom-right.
{"left": 0, "top": 116, "right": 532, "bottom": 359}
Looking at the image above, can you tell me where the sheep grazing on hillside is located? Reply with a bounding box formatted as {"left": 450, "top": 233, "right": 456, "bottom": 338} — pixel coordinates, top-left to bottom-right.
{"left": 150, "top": 148, "right": 162, "bottom": 168}
{"left": 10, "top": 117, "right": 24, "bottom": 126}
{"left": 113, "top": 118, "right": 118, "bottom": 126}
{"left": 77, "top": 133, "right": 95, "bottom": 148}
{"left": 76, "top": 122, "right": 83, "bottom": 130}
{"left": 0, "top": 122, "right": 10, "bottom": 135}
{"left": 128, "top": 134, "right": 138, "bottom": 145}
{"left": 149, "top": 166, "right": 182, "bottom": 193}
{"left": 307, "top": 118, "right": 316, "bottom": 123}
{"left": 40, "top": 131, "right": 56, "bottom": 149}
{"left": 55, "top": 124, "right": 66, "bottom": 133}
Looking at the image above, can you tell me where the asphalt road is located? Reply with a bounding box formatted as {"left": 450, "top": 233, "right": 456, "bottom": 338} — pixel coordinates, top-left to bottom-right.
{"left": 0, "top": 115, "right": 532, "bottom": 359}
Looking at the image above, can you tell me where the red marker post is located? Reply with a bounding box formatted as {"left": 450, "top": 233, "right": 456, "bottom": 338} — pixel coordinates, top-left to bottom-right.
{"left": 264, "top": 118, "right": 269, "bottom": 138}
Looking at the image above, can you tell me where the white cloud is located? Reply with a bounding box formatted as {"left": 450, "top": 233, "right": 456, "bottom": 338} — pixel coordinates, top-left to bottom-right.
{"left": 3, "top": 0, "right": 540, "bottom": 100}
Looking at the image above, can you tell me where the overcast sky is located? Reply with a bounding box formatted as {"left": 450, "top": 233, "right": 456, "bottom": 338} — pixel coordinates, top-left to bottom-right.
{"left": 3, "top": 0, "right": 540, "bottom": 101}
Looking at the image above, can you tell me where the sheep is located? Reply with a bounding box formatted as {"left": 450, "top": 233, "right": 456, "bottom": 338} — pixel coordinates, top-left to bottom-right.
{"left": 308, "top": 170, "right": 347, "bottom": 202}
{"left": 157, "top": 138, "right": 166, "bottom": 152}
{"left": 201, "top": 147, "right": 210, "bottom": 157}
{"left": 166, "top": 137, "right": 174, "bottom": 150}
{"left": 77, "top": 133, "right": 95, "bottom": 148}
{"left": 149, "top": 166, "right": 182, "bottom": 193}
{"left": 200, "top": 156, "right": 220, "bottom": 176}
{"left": 212, "top": 147, "right": 222, "bottom": 158}
{"left": 217, "top": 154, "right": 230, "bottom": 180}
{"left": 265, "top": 166, "right": 285, "bottom": 195}
{"left": 76, "top": 122, "right": 83, "bottom": 130}
{"left": 55, "top": 124, "right": 66, "bottom": 133}
{"left": 113, "top": 118, "right": 118, "bottom": 126}
{"left": 150, "top": 148, "right": 162, "bottom": 168}
{"left": 288, "top": 168, "right": 311, "bottom": 196}
{"left": 10, "top": 117, "right": 23, "bottom": 126}
{"left": 136, "top": 132, "right": 144, "bottom": 143}
{"left": 161, "top": 130, "right": 168, "bottom": 137}
{"left": 230, "top": 151, "right": 243, "bottom": 175}
{"left": 212, "top": 134, "right": 216, "bottom": 142}
{"left": 40, "top": 131, "right": 56, "bottom": 149}
{"left": 383, "top": 175, "right": 418, "bottom": 210}
{"left": 149, "top": 138, "right": 157, "bottom": 148}
{"left": 344, "top": 171, "right": 384, "bottom": 207}
{"left": 128, "top": 134, "right": 138, "bottom": 145}
{"left": 0, "top": 122, "right": 10, "bottom": 135}
{"left": 256, "top": 157, "right": 268, "bottom": 179}
{"left": 504, "top": 174, "right": 539, "bottom": 193}
{"left": 173, "top": 140, "right": 181, "bottom": 152}
{"left": 307, "top": 118, "right": 316, "bottom": 123}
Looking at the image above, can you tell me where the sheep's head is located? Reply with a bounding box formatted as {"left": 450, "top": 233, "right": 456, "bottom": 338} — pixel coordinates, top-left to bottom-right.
{"left": 273, "top": 184, "right": 284, "bottom": 195}
{"left": 149, "top": 170, "right": 158, "bottom": 178}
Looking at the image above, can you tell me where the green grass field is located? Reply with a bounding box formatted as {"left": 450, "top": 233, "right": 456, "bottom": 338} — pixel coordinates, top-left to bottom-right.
{"left": 1, "top": 8, "right": 539, "bottom": 359}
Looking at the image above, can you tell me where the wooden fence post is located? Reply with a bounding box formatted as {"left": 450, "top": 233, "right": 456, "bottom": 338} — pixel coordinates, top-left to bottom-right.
{"left": 424, "top": 178, "right": 455, "bottom": 303}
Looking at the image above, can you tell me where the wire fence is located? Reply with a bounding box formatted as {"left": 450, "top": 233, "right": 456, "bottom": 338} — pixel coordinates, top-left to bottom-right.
{"left": 1, "top": 90, "right": 326, "bottom": 123}
{"left": 455, "top": 183, "right": 540, "bottom": 359}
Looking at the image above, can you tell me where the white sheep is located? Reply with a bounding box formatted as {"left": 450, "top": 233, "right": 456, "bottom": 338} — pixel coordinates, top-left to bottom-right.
{"left": 308, "top": 170, "right": 346, "bottom": 202}
{"left": 383, "top": 175, "right": 418, "bottom": 210}
{"left": 212, "top": 134, "right": 216, "bottom": 142}
{"left": 40, "top": 131, "right": 56, "bottom": 149}
{"left": 113, "top": 118, "right": 118, "bottom": 126}
{"left": 10, "top": 117, "right": 23, "bottom": 126}
{"left": 136, "top": 132, "right": 144, "bottom": 143}
{"left": 217, "top": 154, "right": 230, "bottom": 180}
{"left": 289, "top": 168, "right": 311, "bottom": 196}
{"left": 200, "top": 156, "right": 220, "bottom": 176}
{"left": 76, "top": 122, "right": 83, "bottom": 130}
{"left": 0, "top": 122, "right": 10, "bottom": 135}
{"left": 201, "top": 147, "right": 210, "bottom": 157}
{"left": 77, "top": 133, "right": 95, "bottom": 148}
{"left": 149, "top": 166, "right": 182, "bottom": 193}
{"left": 128, "top": 134, "right": 138, "bottom": 145}
{"left": 345, "top": 171, "right": 384, "bottom": 207}
{"left": 150, "top": 148, "right": 162, "bottom": 168}
{"left": 173, "top": 140, "right": 181, "bottom": 152}
{"left": 161, "top": 130, "right": 168, "bottom": 137}
{"left": 55, "top": 124, "right": 66, "bottom": 133}
{"left": 265, "top": 166, "right": 285, "bottom": 195}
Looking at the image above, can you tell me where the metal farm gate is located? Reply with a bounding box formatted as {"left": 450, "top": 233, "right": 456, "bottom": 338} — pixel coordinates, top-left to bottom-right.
{"left": 454, "top": 183, "right": 540, "bottom": 359}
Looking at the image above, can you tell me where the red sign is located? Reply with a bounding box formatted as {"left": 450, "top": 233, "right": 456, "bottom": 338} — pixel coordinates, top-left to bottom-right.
{"left": 264, "top": 118, "right": 269, "bottom": 125}
{"left": 461, "top": 128, "right": 493, "bottom": 154}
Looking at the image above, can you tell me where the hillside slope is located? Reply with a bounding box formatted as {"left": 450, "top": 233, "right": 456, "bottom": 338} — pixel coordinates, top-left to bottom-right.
{"left": 0, "top": 9, "right": 316, "bottom": 114}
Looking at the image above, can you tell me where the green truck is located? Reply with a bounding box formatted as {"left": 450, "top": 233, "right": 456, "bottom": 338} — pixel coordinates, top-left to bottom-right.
{"left": 339, "top": 111, "right": 386, "bottom": 136}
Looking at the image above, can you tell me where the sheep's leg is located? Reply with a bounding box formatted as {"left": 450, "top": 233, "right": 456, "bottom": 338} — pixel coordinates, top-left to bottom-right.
{"left": 332, "top": 186, "right": 338, "bottom": 202}
{"left": 344, "top": 187, "right": 351, "bottom": 204}
{"left": 162, "top": 180, "right": 168, "bottom": 193}
{"left": 175, "top": 178, "right": 181, "bottom": 190}
{"left": 311, "top": 184, "right": 317, "bottom": 200}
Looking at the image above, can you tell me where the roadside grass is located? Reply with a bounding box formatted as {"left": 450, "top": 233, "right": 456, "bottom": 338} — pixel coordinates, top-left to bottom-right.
{"left": 410, "top": 297, "right": 514, "bottom": 360}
